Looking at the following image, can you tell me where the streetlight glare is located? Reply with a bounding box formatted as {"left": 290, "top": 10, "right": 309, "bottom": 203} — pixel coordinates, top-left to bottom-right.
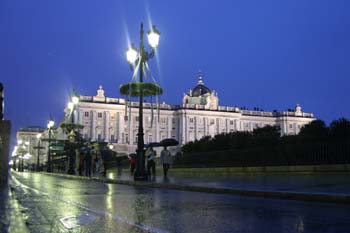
{"left": 147, "top": 26, "right": 160, "bottom": 48}
{"left": 126, "top": 47, "right": 138, "bottom": 64}
{"left": 72, "top": 96, "right": 79, "bottom": 105}
{"left": 36, "top": 133, "right": 42, "bottom": 139}
{"left": 18, "top": 140, "right": 23, "bottom": 144}
{"left": 48, "top": 120, "right": 55, "bottom": 128}
{"left": 67, "top": 102, "right": 74, "bottom": 110}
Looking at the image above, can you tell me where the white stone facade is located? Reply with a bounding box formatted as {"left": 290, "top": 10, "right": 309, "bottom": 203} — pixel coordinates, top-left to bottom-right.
{"left": 72, "top": 75, "right": 315, "bottom": 154}
{"left": 16, "top": 126, "right": 47, "bottom": 166}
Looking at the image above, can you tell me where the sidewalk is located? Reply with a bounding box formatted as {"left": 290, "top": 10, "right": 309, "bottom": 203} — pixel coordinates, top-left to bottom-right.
{"left": 0, "top": 182, "right": 29, "bottom": 233}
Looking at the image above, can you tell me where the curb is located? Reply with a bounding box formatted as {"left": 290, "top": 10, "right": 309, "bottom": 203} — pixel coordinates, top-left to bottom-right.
{"left": 21, "top": 172, "right": 350, "bottom": 204}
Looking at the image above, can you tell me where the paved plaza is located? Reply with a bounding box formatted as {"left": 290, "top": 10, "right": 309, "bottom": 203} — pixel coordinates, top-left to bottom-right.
{"left": 1, "top": 171, "right": 350, "bottom": 233}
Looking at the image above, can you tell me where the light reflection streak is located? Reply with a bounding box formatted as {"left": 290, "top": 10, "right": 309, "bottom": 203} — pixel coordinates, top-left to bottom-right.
{"left": 145, "top": 1, "right": 164, "bottom": 90}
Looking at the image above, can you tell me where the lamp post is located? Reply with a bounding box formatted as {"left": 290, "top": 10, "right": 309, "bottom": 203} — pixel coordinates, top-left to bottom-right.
{"left": 47, "top": 120, "right": 55, "bottom": 172}
{"left": 68, "top": 92, "right": 79, "bottom": 124}
{"left": 125, "top": 23, "right": 160, "bottom": 181}
{"left": 34, "top": 133, "right": 43, "bottom": 171}
{"left": 66, "top": 93, "right": 79, "bottom": 175}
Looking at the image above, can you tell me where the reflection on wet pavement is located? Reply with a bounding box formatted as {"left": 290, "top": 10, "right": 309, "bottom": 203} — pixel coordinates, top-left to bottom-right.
{"left": 7, "top": 172, "right": 350, "bottom": 233}
{"left": 107, "top": 170, "right": 350, "bottom": 195}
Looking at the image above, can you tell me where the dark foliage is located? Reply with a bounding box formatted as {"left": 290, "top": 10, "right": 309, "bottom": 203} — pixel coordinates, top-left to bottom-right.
{"left": 329, "top": 118, "right": 350, "bottom": 140}
{"left": 177, "top": 117, "right": 350, "bottom": 167}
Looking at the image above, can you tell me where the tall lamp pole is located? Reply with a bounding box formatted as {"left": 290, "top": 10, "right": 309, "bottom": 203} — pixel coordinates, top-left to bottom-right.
{"left": 66, "top": 93, "right": 79, "bottom": 175}
{"left": 35, "top": 133, "right": 43, "bottom": 171}
{"left": 125, "top": 23, "right": 160, "bottom": 181}
{"left": 46, "top": 120, "right": 55, "bottom": 172}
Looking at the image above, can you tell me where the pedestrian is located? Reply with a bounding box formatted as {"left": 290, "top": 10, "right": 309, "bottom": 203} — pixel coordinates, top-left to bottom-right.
{"left": 85, "top": 147, "right": 92, "bottom": 177}
{"left": 160, "top": 146, "right": 172, "bottom": 177}
{"left": 95, "top": 155, "right": 101, "bottom": 175}
{"left": 116, "top": 157, "right": 123, "bottom": 176}
{"left": 129, "top": 153, "right": 136, "bottom": 175}
{"left": 146, "top": 146, "right": 156, "bottom": 177}
{"left": 78, "top": 151, "right": 85, "bottom": 176}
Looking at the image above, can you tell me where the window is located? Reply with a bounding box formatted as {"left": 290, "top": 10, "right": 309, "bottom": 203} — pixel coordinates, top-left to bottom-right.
{"left": 135, "top": 116, "right": 139, "bottom": 122}
{"left": 110, "top": 113, "right": 116, "bottom": 120}
{"left": 160, "top": 117, "right": 166, "bottom": 124}
{"left": 124, "top": 115, "right": 128, "bottom": 121}
{"left": 84, "top": 133, "right": 88, "bottom": 139}
{"left": 189, "top": 118, "right": 194, "bottom": 123}
{"left": 210, "top": 119, "right": 215, "bottom": 125}
{"left": 230, "top": 120, "right": 234, "bottom": 125}
{"left": 84, "top": 112, "right": 89, "bottom": 117}
{"left": 148, "top": 135, "right": 153, "bottom": 143}
{"left": 97, "top": 134, "right": 102, "bottom": 141}
{"left": 98, "top": 112, "right": 103, "bottom": 118}
{"left": 110, "top": 134, "right": 115, "bottom": 142}
{"left": 289, "top": 124, "right": 293, "bottom": 129}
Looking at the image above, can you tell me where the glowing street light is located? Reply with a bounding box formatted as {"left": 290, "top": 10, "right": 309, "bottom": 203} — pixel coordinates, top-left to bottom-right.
{"left": 126, "top": 44, "right": 138, "bottom": 64}
{"left": 72, "top": 95, "right": 79, "bottom": 105}
{"left": 147, "top": 25, "right": 160, "bottom": 49}
{"left": 47, "top": 119, "right": 55, "bottom": 172}
{"left": 35, "top": 133, "right": 43, "bottom": 171}
{"left": 67, "top": 102, "right": 74, "bottom": 111}
{"left": 123, "top": 23, "right": 161, "bottom": 181}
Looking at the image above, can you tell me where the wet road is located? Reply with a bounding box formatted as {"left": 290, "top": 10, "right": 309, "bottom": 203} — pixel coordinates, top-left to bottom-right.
{"left": 10, "top": 172, "right": 350, "bottom": 233}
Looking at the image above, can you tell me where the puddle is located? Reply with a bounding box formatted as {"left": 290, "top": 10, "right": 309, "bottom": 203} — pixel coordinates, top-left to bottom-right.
{"left": 60, "top": 212, "right": 98, "bottom": 230}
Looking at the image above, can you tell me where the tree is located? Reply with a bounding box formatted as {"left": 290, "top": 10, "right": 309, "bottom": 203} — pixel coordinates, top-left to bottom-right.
{"left": 252, "top": 125, "right": 280, "bottom": 147}
{"left": 299, "top": 119, "right": 328, "bottom": 143}
{"left": 329, "top": 117, "right": 350, "bottom": 140}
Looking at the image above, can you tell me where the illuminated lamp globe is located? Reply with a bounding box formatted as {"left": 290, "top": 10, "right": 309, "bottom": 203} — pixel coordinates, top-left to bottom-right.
{"left": 72, "top": 96, "right": 79, "bottom": 105}
{"left": 126, "top": 45, "right": 138, "bottom": 64}
{"left": 147, "top": 25, "right": 160, "bottom": 48}
{"left": 67, "top": 102, "right": 74, "bottom": 111}
{"left": 48, "top": 120, "right": 55, "bottom": 129}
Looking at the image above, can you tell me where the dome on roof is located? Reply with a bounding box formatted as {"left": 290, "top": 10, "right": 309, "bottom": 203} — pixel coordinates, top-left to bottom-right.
{"left": 191, "top": 74, "right": 211, "bottom": 97}
{"left": 192, "top": 84, "right": 211, "bottom": 97}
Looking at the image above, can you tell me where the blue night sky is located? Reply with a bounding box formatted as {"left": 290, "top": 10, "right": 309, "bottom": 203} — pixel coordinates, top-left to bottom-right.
{"left": 1, "top": 0, "right": 350, "bottom": 145}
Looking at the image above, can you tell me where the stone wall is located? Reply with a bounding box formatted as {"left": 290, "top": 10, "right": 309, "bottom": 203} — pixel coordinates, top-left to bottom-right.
{"left": 0, "top": 121, "right": 11, "bottom": 183}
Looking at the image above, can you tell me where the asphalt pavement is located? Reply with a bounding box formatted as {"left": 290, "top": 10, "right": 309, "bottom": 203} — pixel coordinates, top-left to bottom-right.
{"left": 3, "top": 171, "right": 350, "bottom": 233}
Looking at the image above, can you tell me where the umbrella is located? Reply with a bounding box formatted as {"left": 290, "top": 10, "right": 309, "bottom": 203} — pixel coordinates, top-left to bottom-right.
{"left": 144, "top": 142, "right": 162, "bottom": 148}
{"left": 160, "top": 138, "right": 179, "bottom": 147}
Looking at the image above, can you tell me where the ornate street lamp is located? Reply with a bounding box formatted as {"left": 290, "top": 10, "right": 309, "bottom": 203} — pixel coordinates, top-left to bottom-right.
{"left": 67, "top": 91, "right": 80, "bottom": 124}
{"left": 120, "top": 23, "right": 162, "bottom": 181}
{"left": 34, "top": 133, "right": 44, "bottom": 171}
{"left": 46, "top": 119, "right": 55, "bottom": 172}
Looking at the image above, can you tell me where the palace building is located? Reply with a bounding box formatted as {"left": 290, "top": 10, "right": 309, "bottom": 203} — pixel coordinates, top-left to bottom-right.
{"left": 72, "top": 73, "right": 315, "bottom": 154}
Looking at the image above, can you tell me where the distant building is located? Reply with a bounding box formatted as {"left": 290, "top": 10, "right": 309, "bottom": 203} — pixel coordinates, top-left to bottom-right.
{"left": 72, "top": 73, "right": 315, "bottom": 154}
{"left": 16, "top": 126, "right": 47, "bottom": 166}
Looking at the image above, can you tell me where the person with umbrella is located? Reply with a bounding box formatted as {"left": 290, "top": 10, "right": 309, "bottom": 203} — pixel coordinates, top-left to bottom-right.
{"left": 146, "top": 146, "right": 156, "bottom": 177}
{"left": 160, "top": 146, "right": 172, "bottom": 177}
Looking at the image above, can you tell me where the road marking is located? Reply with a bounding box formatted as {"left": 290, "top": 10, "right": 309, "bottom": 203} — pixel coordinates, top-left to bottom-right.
{"left": 11, "top": 174, "right": 171, "bottom": 233}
